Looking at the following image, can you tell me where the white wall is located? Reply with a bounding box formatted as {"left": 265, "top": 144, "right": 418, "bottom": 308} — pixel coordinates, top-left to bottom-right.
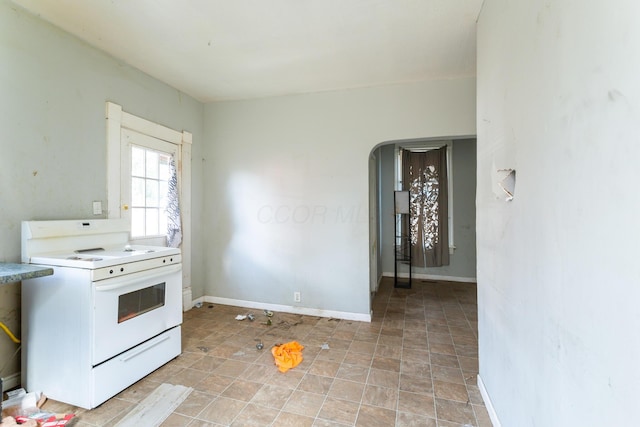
{"left": 203, "top": 79, "right": 476, "bottom": 317}
{"left": 477, "top": 1, "right": 640, "bottom": 425}
{"left": 0, "top": 0, "right": 204, "bottom": 379}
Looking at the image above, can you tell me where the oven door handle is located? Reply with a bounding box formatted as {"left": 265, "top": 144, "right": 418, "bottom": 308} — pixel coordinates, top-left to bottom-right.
{"left": 94, "top": 264, "right": 182, "bottom": 292}
{"left": 120, "top": 333, "right": 171, "bottom": 362}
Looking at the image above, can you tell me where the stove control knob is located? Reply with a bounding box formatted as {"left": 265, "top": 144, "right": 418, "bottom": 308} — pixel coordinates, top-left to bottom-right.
{"left": 163, "top": 259, "right": 166, "bottom": 263}
{"left": 120, "top": 267, "right": 124, "bottom": 272}
{"left": 109, "top": 269, "right": 114, "bottom": 274}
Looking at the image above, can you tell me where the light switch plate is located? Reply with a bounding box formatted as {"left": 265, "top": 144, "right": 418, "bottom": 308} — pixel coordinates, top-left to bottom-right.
{"left": 92, "top": 201, "right": 102, "bottom": 215}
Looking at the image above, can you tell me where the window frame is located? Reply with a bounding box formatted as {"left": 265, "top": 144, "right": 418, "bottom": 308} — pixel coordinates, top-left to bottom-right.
{"left": 106, "top": 102, "right": 192, "bottom": 288}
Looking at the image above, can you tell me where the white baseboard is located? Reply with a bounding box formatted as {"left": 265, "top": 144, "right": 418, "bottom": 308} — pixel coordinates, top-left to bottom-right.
{"left": 382, "top": 271, "right": 477, "bottom": 283}
{"left": 478, "top": 374, "right": 501, "bottom": 427}
{"left": 204, "top": 296, "right": 372, "bottom": 322}
{"left": 1, "top": 372, "right": 21, "bottom": 393}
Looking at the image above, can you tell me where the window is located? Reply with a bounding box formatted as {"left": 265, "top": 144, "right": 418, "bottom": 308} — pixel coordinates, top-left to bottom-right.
{"left": 396, "top": 141, "right": 454, "bottom": 265}
{"left": 106, "top": 101, "right": 192, "bottom": 253}
{"left": 119, "top": 128, "right": 178, "bottom": 245}
{"left": 130, "top": 145, "right": 171, "bottom": 238}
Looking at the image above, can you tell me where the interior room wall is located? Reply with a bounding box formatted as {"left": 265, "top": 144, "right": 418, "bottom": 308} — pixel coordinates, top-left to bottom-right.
{"left": 203, "top": 78, "right": 476, "bottom": 318}
{"left": 378, "top": 139, "right": 477, "bottom": 280}
{"left": 0, "top": 0, "right": 204, "bottom": 382}
{"left": 477, "top": 0, "right": 640, "bottom": 425}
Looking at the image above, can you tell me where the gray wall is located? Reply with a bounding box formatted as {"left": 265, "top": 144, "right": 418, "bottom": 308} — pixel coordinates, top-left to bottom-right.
{"left": 0, "top": 0, "right": 204, "bottom": 378}
{"left": 477, "top": 0, "right": 640, "bottom": 425}
{"left": 202, "top": 78, "right": 476, "bottom": 317}
{"left": 379, "top": 139, "right": 477, "bottom": 280}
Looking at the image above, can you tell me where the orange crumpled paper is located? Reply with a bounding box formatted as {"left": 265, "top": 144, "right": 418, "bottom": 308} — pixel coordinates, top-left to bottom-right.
{"left": 271, "top": 341, "right": 304, "bottom": 372}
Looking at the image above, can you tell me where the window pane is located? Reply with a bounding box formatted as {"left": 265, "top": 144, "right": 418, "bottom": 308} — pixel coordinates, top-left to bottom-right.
{"left": 131, "top": 208, "right": 145, "bottom": 237}
{"left": 159, "top": 155, "right": 170, "bottom": 180}
{"left": 132, "top": 177, "right": 145, "bottom": 206}
{"left": 146, "top": 179, "right": 159, "bottom": 207}
{"left": 146, "top": 208, "right": 159, "bottom": 235}
{"left": 146, "top": 151, "right": 159, "bottom": 179}
{"left": 159, "top": 211, "right": 168, "bottom": 236}
{"left": 159, "top": 181, "right": 168, "bottom": 209}
{"left": 132, "top": 146, "right": 145, "bottom": 177}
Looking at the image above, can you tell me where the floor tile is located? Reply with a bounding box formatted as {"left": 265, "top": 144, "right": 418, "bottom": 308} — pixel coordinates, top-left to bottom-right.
{"left": 195, "top": 397, "right": 246, "bottom": 425}
{"left": 317, "top": 397, "right": 360, "bottom": 425}
{"left": 335, "top": 363, "right": 369, "bottom": 383}
{"left": 399, "top": 373, "right": 434, "bottom": 395}
{"left": 327, "top": 379, "right": 365, "bottom": 403}
{"left": 433, "top": 380, "right": 469, "bottom": 402}
{"left": 160, "top": 413, "right": 193, "bottom": 426}
{"left": 398, "top": 391, "right": 436, "bottom": 418}
{"left": 361, "top": 384, "right": 398, "bottom": 410}
{"left": 220, "top": 379, "right": 263, "bottom": 401}
{"left": 229, "top": 403, "right": 279, "bottom": 427}
{"left": 174, "top": 390, "right": 218, "bottom": 417}
{"left": 309, "top": 359, "right": 342, "bottom": 377}
{"left": 367, "top": 368, "right": 400, "bottom": 388}
{"left": 282, "top": 390, "right": 326, "bottom": 417}
{"left": 268, "top": 370, "right": 305, "bottom": 389}
{"left": 193, "top": 373, "right": 234, "bottom": 395}
{"left": 249, "top": 384, "right": 293, "bottom": 409}
{"left": 431, "top": 365, "right": 465, "bottom": 385}
{"left": 274, "top": 411, "right": 316, "bottom": 427}
{"left": 434, "top": 398, "right": 476, "bottom": 425}
{"left": 355, "top": 404, "right": 396, "bottom": 426}
{"left": 298, "top": 373, "right": 334, "bottom": 395}
{"left": 396, "top": 411, "right": 438, "bottom": 427}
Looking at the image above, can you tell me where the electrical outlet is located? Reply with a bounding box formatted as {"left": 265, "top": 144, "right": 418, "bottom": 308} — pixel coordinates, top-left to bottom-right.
{"left": 92, "top": 201, "right": 102, "bottom": 215}
{"left": 294, "top": 292, "right": 301, "bottom": 302}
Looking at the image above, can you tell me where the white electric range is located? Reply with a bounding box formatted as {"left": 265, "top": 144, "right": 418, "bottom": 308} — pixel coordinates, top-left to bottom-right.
{"left": 21, "top": 219, "right": 183, "bottom": 409}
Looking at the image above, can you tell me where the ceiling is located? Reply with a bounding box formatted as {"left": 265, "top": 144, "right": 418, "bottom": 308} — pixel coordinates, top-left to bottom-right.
{"left": 11, "top": 0, "right": 484, "bottom": 103}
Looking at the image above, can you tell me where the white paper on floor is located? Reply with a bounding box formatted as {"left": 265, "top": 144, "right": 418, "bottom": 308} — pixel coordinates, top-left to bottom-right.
{"left": 114, "top": 383, "right": 192, "bottom": 427}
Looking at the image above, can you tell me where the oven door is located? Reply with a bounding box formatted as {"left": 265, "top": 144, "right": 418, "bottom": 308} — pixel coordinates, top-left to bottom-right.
{"left": 92, "top": 263, "right": 182, "bottom": 365}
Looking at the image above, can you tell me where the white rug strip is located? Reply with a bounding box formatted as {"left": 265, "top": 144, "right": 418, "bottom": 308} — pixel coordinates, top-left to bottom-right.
{"left": 114, "top": 383, "right": 193, "bottom": 427}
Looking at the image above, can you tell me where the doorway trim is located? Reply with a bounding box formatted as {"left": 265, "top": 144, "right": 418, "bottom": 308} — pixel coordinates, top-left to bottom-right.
{"left": 105, "top": 102, "right": 193, "bottom": 298}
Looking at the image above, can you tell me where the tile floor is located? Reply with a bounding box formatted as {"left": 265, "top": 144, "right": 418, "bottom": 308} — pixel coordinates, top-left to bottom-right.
{"left": 42, "top": 278, "right": 491, "bottom": 426}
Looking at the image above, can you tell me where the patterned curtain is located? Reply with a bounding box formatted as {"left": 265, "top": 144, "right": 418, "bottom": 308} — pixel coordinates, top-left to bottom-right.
{"left": 401, "top": 147, "right": 449, "bottom": 267}
{"left": 166, "top": 156, "right": 182, "bottom": 248}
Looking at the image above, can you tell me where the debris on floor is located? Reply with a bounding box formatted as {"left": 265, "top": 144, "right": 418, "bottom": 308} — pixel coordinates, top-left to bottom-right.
{"left": 234, "top": 314, "right": 247, "bottom": 321}
{"left": 320, "top": 343, "right": 330, "bottom": 350}
{"left": 263, "top": 310, "right": 274, "bottom": 326}
{"left": 1, "top": 389, "right": 74, "bottom": 427}
{"left": 271, "top": 341, "right": 304, "bottom": 373}
{"left": 0, "top": 416, "right": 36, "bottom": 427}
